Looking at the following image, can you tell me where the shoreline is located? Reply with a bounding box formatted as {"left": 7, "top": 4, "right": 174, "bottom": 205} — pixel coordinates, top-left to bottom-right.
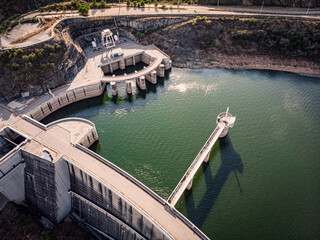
{"left": 173, "top": 61, "right": 320, "bottom": 78}
{"left": 172, "top": 54, "right": 320, "bottom": 79}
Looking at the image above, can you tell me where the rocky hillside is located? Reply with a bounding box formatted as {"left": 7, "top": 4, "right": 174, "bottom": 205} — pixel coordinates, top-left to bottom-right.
{"left": 136, "top": 16, "right": 320, "bottom": 75}
{"left": 0, "top": 31, "right": 86, "bottom": 102}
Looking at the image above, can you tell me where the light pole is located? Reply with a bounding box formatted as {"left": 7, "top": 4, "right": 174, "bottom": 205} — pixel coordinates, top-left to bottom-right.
{"left": 217, "top": 0, "right": 219, "bottom": 7}
{"left": 260, "top": 1, "right": 264, "bottom": 14}
{"left": 306, "top": 2, "right": 311, "bottom": 15}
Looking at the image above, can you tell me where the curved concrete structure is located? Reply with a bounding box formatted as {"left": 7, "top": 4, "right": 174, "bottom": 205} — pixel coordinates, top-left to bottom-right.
{"left": 0, "top": 105, "right": 209, "bottom": 239}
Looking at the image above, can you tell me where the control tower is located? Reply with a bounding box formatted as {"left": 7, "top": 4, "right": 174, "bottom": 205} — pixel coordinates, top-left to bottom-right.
{"left": 216, "top": 107, "right": 236, "bottom": 138}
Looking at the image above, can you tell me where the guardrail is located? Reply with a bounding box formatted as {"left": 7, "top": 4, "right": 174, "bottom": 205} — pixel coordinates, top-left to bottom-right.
{"left": 22, "top": 115, "right": 47, "bottom": 130}
{"left": 75, "top": 143, "right": 210, "bottom": 240}
{"left": 47, "top": 117, "right": 96, "bottom": 128}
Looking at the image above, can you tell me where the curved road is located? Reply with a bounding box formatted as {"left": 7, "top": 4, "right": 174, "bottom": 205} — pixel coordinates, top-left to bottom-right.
{"left": 1, "top": 4, "right": 319, "bottom": 49}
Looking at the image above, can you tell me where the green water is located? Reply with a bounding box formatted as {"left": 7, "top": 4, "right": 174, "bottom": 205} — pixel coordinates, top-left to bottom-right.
{"left": 42, "top": 68, "right": 320, "bottom": 240}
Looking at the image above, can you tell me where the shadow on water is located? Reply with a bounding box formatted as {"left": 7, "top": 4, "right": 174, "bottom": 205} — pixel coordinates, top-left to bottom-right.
{"left": 89, "top": 140, "right": 102, "bottom": 154}
{"left": 184, "top": 135, "right": 243, "bottom": 228}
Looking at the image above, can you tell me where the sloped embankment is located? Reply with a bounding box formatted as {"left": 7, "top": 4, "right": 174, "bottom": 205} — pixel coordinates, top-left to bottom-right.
{"left": 137, "top": 16, "right": 320, "bottom": 77}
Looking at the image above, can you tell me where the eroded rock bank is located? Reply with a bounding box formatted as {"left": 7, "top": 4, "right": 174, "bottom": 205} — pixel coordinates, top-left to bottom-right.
{"left": 136, "top": 16, "right": 320, "bottom": 77}
{"left": 1, "top": 15, "right": 319, "bottom": 102}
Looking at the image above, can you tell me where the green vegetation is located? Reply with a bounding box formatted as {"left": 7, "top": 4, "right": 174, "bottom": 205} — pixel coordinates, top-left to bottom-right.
{"left": 78, "top": 4, "right": 89, "bottom": 15}
{"left": 0, "top": 42, "right": 66, "bottom": 89}
{"left": 20, "top": 17, "right": 38, "bottom": 24}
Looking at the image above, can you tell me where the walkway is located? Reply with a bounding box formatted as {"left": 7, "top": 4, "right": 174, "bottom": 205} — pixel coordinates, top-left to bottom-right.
{"left": 168, "top": 123, "right": 224, "bottom": 206}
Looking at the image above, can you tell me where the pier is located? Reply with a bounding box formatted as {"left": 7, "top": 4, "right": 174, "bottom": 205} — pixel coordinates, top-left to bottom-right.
{"left": 168, "top": 108, "right": 236, "bottom": 206}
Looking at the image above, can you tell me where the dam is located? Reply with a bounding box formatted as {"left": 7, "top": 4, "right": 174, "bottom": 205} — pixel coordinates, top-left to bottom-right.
{"left": 0, "top": 104, "right": 209, "bottom": 239}
{"left": 0, "top": 12, "right": 319, "bottom": 240}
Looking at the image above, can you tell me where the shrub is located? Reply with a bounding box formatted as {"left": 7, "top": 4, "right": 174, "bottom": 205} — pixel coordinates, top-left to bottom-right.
{"left": 62, "top": 5, "right": 67, "bottom": 11}
{"left": 39, "top": 7, "right": 45, "bottom": 12}
{"left": 11, "top": 63, "right": 20, "bottom": 71}
{"left": 16, "top": 49, "right": 24, "bottom": 55}
{"left": 44, "top": 44, "right": 55, "bottom": 53}
{"left": 91, "top": 0, "right": 98, "bottom": 8}
{"left": 54, "top": 43, "right": 61, "bottom": 51}
{"left": 127, "top": 0, "right": 130, "bottom": 6}
{"left": 10, "top": 20, "right": 19, "bottom": 28}
{"left": 248, "top": 17, "right": 256, "bottom": 26}
{"left": 28, "top": 52, "right": 36, "bottom": 61}
{"left": 37, "top": 52, "right": 43, "bottom": 59}
{"left": 215, "top": 43, "right": 221, "bottom": 49}
{"left": 3, "top": 50, "right": 10, "bottom": 57}
{"left": 100, "top": 0, "right": 106, "bottom": 8}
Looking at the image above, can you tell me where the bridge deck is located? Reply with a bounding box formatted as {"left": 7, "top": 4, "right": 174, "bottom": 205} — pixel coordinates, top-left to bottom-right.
{"left": 168, "top": 123, "right": 224, "bottom": 206}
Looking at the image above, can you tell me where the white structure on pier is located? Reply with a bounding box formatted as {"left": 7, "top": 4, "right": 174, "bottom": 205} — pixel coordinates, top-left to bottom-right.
{"left": 168, "top": 108, "right": 236, "bottom": 206}
{"left": 101, "top": 29, "right": 115, "bottom": 49}
{"left": 216, "top": 107, "right": 236, "bottom": 138}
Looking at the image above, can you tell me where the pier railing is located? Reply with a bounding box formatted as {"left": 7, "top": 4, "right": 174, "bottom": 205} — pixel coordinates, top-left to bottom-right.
{"left": 168, "top": 124, "right": 223, "bottom": 205}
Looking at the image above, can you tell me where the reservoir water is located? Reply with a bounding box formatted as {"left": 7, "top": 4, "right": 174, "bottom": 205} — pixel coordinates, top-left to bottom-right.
{"left": 42, "top": 68, "right": 320, "bottom": 240}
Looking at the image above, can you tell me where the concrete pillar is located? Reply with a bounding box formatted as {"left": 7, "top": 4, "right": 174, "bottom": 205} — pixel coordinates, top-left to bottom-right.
{"left": 120, "top": 58, "right": 125, "bottom": 70}
{"left": 157, "top": 64, "right": 165, "bottom": 77}
{"left": 136, "top": 76, "right": 146, "bottom": 90}
{"left": 203, "top": 151, "right": 210, "bottom": 163}
{"left": 187, "top": 178, "right": 193, "bottom": 190}
{"left": 163, "top": 58, "right": 172, "bottom": 70}
{"left": 133, "top": 56, "right": 136, "bottom": 66}
{"left": 110, "top": 82, "right": 118, "bottom": 96}
{"left": 219, "top": 127, "right": 229, "bottom": 138}
{"left": 146, "top": 70, "right": 157, "bottom": 84}
{"left": 126, "top": 80, "right": 132, "bottom": 95}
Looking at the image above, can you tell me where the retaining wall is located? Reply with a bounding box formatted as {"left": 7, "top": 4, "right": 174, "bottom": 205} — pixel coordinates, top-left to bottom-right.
{"left": 28, "top": 82, "right": 106, "bottom": 122}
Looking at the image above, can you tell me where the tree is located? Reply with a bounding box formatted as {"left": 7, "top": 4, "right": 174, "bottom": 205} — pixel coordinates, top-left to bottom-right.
{"left": 16, "top": 49, "right": 24, "bottom": 55}
{"left": 78, "top": 4, "right": 89, "bottom": 15}
{"left": 91, "top": 0, "right": 98, "bottom": 8}
{"left": 100, "top": 0, "right": 106, "bottom": 8}
{"left": 22, "top": 55, "right": 29, "bottom": 62}
{"left": 11, "top": 63, "right": 20, "bottom": 71}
